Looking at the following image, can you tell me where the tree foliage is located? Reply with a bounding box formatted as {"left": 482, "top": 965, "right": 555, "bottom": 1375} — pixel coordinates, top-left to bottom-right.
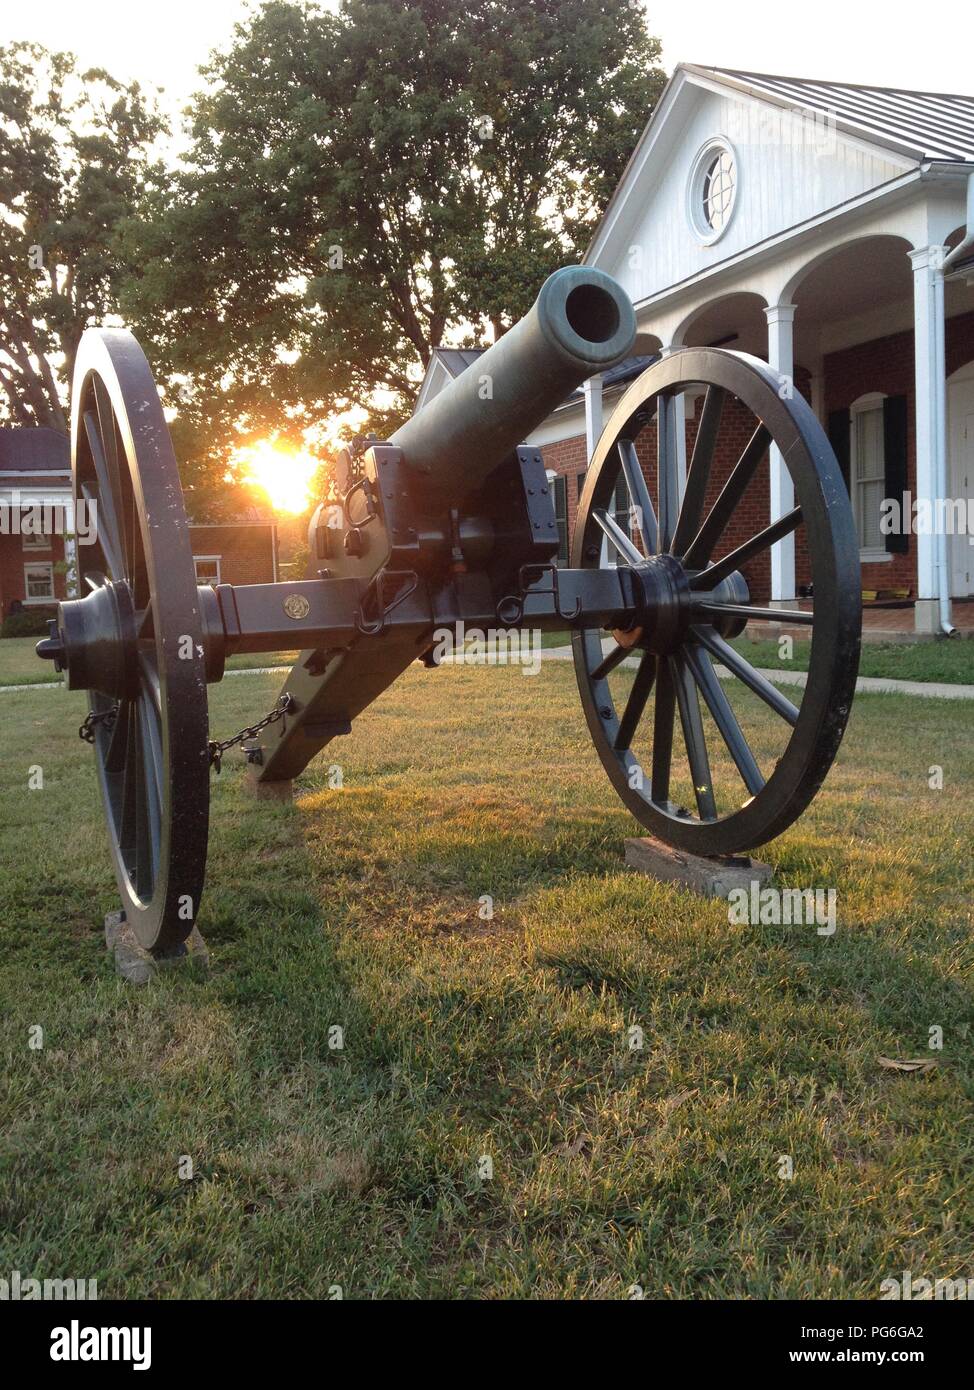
{"left": 0, "top": 43, "right": 164, "bottom": 431}
{"left": 121, "top": 0, "right": 665, "bottom": 505}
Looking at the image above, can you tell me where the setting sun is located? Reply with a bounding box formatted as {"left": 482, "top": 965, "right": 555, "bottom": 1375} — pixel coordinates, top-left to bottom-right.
{"left": 237, "top": 439, "right": 320, "bottom": 513}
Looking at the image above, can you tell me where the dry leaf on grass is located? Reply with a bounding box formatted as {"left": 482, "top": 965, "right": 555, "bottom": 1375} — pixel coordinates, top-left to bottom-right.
{"left": 877, "top": 1056, "right": 939, "bottom": 1074}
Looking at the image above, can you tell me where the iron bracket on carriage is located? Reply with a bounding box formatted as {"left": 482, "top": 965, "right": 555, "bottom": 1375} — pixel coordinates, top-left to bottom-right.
{"left": 35, "top": 266, "right": 861, "bottom": 954}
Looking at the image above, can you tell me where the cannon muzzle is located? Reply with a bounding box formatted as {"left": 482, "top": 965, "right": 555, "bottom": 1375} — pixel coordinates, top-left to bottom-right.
{"left": 390, "top": 266, "right": 636, "bottom": 502}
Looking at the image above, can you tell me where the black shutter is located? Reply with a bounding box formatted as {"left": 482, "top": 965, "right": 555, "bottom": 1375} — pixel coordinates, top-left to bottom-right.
{"left": 827, "top": 409, "right": 851, "bottom": 495}
{"left": 882, "top": 394, "right": 909, "bottom": 554}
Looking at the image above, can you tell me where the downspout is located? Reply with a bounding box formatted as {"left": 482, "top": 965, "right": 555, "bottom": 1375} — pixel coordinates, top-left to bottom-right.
{"left": 936, "top": 170, "right": 974, "bottom": 636}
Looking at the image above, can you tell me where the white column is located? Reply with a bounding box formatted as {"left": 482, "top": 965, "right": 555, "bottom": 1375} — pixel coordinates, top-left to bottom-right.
{"left": 910, "top": 246, "right": 947, "bottom": 633}
{"left": 64, "top": 495, "right": 78, "bottom": 597}
{"left": 765, "top": 304, "right": 797, "bottom": 602}
{"left": 582, "top": 374, "right": 603, "bottom": 463}
{"left": 659, "top": 344, "right": 687, "bottom": 500}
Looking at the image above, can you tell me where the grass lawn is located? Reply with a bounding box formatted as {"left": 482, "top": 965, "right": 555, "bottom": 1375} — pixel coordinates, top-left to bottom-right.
{"left": 732, "top": 635, "right": 974, "bottom": 685}
{"left": 0, "top": 634, "right": 301, "bottom": 687}
{"left": 1, "top": 661, "right": 972, "bottom": 1298}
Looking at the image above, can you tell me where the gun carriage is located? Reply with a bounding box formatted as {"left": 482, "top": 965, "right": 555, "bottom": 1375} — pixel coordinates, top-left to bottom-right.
{"left": 36, "top": 267, "right": 861, "bottom": 953}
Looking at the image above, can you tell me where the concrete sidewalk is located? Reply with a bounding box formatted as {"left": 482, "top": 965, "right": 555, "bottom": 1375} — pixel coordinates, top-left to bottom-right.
{"left": 3, "top": 650, "right": 973, "bottom": 701}
{"left": 536, "top": 644, "right": 974, "bottom": 701}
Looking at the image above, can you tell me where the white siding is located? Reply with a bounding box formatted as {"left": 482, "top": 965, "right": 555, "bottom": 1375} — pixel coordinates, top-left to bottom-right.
{"left": 599, "top": 87, "right": 912, "bottom": 304}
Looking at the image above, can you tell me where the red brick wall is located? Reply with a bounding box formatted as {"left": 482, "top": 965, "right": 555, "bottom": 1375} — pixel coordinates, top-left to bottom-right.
{"left": 0, "top": 531, "right": 68, "bottom": 618}
{"left": 540, "top": 392, "right": 780, "bottom": 600}
{"left": 189, "top": 524, "right": 277, "bottom": 586}
{"left": 541, "top": 315, "right": 974, "bottom": 604}
{"left": 824, "top": 310, "right": 974, "bottom": 594}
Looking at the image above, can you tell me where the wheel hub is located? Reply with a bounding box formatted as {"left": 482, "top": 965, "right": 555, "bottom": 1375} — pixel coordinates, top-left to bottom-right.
{"left": 38, "top": 580, "right": 139, "bottom": 699}
{"left": 614, "top": 556, "right": 751, "bottom": 654}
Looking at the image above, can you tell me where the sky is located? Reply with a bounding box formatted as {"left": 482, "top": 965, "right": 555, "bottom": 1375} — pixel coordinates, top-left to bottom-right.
{"left": 4, "top": 0, "right": 974, "bottom": 112}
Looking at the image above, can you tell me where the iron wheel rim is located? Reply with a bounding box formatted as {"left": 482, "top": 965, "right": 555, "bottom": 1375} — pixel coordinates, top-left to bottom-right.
{"left": 72, "top": 328, "right": 210, "bottom": 952}
{"left": 572, "top": 347, "right": 861, "bottom": 856}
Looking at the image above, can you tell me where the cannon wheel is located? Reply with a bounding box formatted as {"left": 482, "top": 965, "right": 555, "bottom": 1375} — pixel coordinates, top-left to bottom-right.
{"left": 72, "top": 328, "right": 210, "bottom": 953}
{"left": 572, "top": 348, "right": 861, "bottom": 856}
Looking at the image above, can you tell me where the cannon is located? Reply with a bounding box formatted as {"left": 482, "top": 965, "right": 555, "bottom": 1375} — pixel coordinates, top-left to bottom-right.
{"left": 36, "top": 266, "right": 861, "bottom": 953}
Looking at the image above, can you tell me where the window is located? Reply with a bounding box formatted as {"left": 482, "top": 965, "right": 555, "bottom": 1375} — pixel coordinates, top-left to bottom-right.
{"left": 702, "top": 151, "right": 735, "bottom": 232}
{"left": 24, "top": 562, "right": 55, "bottom": 602}
{"left": 194, "top": 555, "right": 222, "bottom": 586}
{"left": 22, "top": 529, "right": 51, "bottom": 551}
{"left": 851, "top": 397, "right": 888, "bottom": 557}
{"left": 687, "top": 138, "right": 738, "bottom": 245}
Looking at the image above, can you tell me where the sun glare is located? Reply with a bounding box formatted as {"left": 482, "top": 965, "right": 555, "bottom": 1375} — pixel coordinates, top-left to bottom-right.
{"left": 237, "top": 439, "right": 320, "bottom": 513}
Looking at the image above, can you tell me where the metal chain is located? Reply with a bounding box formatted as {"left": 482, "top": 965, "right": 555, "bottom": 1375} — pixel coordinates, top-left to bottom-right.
{"left": 79, "top": 704, "right": 119, "bottom": 743}
{"left": 208, "top": 693, "right": 295, "bottom": 773}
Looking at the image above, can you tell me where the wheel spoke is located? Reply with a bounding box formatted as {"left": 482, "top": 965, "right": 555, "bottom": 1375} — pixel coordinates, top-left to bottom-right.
{"left": 690, "top": 508, "right": 803, "bottom": 591}
{"left": 137, "top": 689, "right": 162, "bottom": 889}
{"left": 93, "top": 380, "right": 125, "bottom": 515}
{"left": 614, "top": 652, "right": 656, "bottom": 750}
{"left": 138, "top": 650, "right": 161, "bottom": 715}
{"left": 650, "top": 656, "right": 676, "bottom": 804}
{"left": 82, "top": 428, "right": 126, "bottom": 582}
{"left": 593, "top": 508, "right": 645, "bottom": 567}
{"left": 656, "top": 393, "right": 679, "bottom": 550}
{"left": 671, "top": 654, "right": 717, "bottom": 820}
{"left": 591, "top": 641, "right": 631, "bottom": 681}
{"left": 671, "top": 384, "right": 724, "bottom": 557}
{"left": 692, "top": 601, "right": 813, "bottom": 626}
{"left": 692, "top": 625, "right": 800, "bottom": 726}
{"left": 117, "top": 702, "right": 139, "bottom": 865}
{"left": 617, "top": 439, "right": 657, "bottom": 553}
{"left": 683, "top": 423, "right": 771, "bottom": 569}
{"left": 684, "top": 643, "right": 764, "bottom": 796}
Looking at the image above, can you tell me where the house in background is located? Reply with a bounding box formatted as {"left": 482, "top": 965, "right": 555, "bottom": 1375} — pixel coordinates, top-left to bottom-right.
{"left": 417, "top": 66, "right": 974, "bottom": 635}
{"left": 0, "top": 427, "right": 278, "bottom": 622}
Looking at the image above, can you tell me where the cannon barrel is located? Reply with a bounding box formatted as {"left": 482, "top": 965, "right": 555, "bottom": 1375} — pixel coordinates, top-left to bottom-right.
{"left": 390, "top": 266, "right": 636, "bottom": 501}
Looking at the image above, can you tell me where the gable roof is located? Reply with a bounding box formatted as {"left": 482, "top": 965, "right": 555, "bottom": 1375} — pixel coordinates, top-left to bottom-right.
{"left": 698, "top": 66, "right": 974, "bottom": 163}
{"left": 0, "top": 427, "right": 70, "bottom": 474}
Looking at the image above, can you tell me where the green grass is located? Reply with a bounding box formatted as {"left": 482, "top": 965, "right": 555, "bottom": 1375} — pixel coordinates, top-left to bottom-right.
{"left": 0, "top": 635, "right": 301, "bottom": 687}
{"left": 1, "top": 664, "right": 973, "bottom": 1298}
{"left": 733, "top": 636, "right": 974, "bottom": 685}
{"left": 0, "top": 635, "right": 64, "bottom": 686}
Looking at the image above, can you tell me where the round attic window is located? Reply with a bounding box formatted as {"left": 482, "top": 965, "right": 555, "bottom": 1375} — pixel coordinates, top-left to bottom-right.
{"left": 687, "top": 139, "right": 738, "bottom": 245}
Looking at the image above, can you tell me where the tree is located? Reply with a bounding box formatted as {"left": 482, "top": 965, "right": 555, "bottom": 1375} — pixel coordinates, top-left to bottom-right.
{"left": 0, "top": 43, "right": 165, "bottom": 432}
{"left": 121, "top": 0, "right": 664, "bottom": 505}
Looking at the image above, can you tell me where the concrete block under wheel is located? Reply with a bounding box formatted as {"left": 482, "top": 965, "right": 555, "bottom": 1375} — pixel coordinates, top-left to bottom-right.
{"left": 104, "top": 909, "right": 209, "bottom": 984}
{"left": 624, "top": 836, "right": 773, "bottom": 899}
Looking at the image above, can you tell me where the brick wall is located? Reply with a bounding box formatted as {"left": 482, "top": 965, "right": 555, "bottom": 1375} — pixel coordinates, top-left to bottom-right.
{"left": 540, "top": 389, "right": 783, "bottom": 601}
{"left": 824, "top": 309, "right": 974, "bottom": 594}
{"left": 541, "top": 315, "right": 974, "bottom": 605}
{"left": 189, "top": 524, "right": 277, "bottom": 586}
{"left": 0, "top": 530, "right": 68, "bottom": 618}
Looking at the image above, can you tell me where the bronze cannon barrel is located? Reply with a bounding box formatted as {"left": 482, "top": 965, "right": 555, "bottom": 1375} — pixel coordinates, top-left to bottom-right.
{"left": 390, "top": 265, "right": 636, "bottom": 501}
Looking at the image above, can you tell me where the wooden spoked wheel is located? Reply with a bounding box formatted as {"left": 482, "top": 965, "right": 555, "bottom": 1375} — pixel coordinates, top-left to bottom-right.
{"left": 70, "top": 328, "right": 210, "bottom": 953}
{"left": 572, "top": 348, "right": 861, "bottom": 856}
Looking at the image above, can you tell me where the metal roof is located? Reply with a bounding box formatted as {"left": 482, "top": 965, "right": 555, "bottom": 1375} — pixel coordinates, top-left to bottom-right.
{"left": 430, "top": 347, "right": 488, "bottom": 377}
{"left": 0, "top": 427, "right": 70, "bottom": 473}
{"left": 697, "top": 66, "right": 974, "bottom": 162}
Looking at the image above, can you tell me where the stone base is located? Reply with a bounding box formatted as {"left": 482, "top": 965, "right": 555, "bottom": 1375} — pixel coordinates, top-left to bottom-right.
{"left": 244, "top": 765, "right": 294, "bottom": 801}
{"left": 913, "top": 598, "right": 942, "bottom": 636}
{"left": 624, "top": 836, "right": 773, "bottom": 899}
{"left": 104, "top": 910, "right": 209, "bottom": 985}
